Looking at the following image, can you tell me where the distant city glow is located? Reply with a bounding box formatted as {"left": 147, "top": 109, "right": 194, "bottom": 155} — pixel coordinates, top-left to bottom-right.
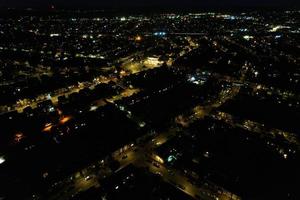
{"left": 0, "top": 10, "right": 298, "bottom": 200}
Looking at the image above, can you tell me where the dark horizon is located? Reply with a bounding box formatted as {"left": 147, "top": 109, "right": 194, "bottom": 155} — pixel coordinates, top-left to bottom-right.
{"left": 0, "top": 5, "right": 299, "bottom": 16}
{"left": 0, "top": 0, "right": 299, "bottom": 10}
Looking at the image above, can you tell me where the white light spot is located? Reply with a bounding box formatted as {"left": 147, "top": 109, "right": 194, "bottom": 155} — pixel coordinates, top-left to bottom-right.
{"left": 0, "top": 156, "right": 5, "bottom": 164}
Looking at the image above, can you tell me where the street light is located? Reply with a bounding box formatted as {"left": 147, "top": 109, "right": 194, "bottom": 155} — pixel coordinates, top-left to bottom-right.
{"left": 0, "top": 156, "right": 5, "bottom": 165}
{"left": 135, "top": 35, "right": 142, "bottom": 42}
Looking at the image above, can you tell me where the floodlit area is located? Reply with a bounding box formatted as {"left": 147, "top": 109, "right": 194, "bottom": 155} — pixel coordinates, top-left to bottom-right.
{"left": 121, "top": 57, "right": 163, "bottom": 74}
{"left": 143, "top": 57, "right": 163, "bottom": 69}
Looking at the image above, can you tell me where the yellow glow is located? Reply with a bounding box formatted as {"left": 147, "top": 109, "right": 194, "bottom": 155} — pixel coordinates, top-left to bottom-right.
{"left": 175, "top": 115, "right": 189, "bottom": 127}
{"left": 124, "top": 63, "right": 140, "bottom": 74}
{"left": 120, "top": 70, "right": 127, "bottom": 76}
{"left": 106, "top": 88, "right": 140, "bottom": 102}
{"left": 144, "top": 57, "right": 163, "bottom": 69}
{"left": 155, "top": 155, "right": 164, "bottom": 164}
{"left": 193, "top": 106, "right": 206, "bottom": 119}
{"left": 135, "top": 35, "right": 142, "bottom": 41}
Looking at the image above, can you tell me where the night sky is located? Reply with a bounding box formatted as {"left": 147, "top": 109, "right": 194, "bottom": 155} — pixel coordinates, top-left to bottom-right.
{"left": 0, "top": 0, "right": 299, "bottom": 7}
{"left": 0, "top": 0, "right": 299, "bottom": 8}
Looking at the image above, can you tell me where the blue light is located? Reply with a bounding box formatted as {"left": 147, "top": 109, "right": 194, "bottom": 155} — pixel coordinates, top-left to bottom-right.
{"left": 167, "top": 155, "right": 177, "bottom": 163}
{"left": 154, "top": 32, "right": 166, "bottom": 36}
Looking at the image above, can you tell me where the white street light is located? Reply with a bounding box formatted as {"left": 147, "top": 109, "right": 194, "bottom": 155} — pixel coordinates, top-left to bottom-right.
{"left": 0, "top": 156, "right": 5, "bottom": 165}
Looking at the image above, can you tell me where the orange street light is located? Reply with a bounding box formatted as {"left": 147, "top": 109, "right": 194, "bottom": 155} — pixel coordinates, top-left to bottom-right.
{"left": 135, "top": 35, "right": 142, "bottom": 42}
{"left": 43, "top": 123, "right": 53, "bottom": 132}
{"left": 59, "top": 116, "right": 72, "bottom": 125}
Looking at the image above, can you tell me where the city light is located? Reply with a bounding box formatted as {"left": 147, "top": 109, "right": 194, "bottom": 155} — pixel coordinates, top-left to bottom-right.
{"left": 135, "top": 35, "right": 142, "bottom": 41}
{"left": 14, "top": 132, "right": 25, "bottom": 143}
{"left": 50, "top": 33, "right": 60, "bottom": 37}
{"left": 144, "top": 57, "right": 163, "bottom": 68}
{"left": 90, "top": 106, "right": 98, "bottom": 111}
{"left": 167, "top": 155, "right": 177, "bottom": 163}
{"left": 0, "top": 8, "right": 298, "bottom": 200}
{"left": 139, "top": 122, "right": 146, "bottom": 128}
{"left": 59, "top": 116, "right": 72, "bottom": 124}
{"left": 154, "top": 32, "right": 167, "bottom": 36}
{"left": 243, "top": 35, "right": 254, "bottom": 40}
{"left": 0, "top": 156, "right": 5, "bottom": 165}
{"left": 155, "top": 155, "right": 164, "bottom": 164}
{"left": 43, "top": 123, "right": 53, "bottom": 132}
{"left": 269, "top": 25, "right": 290, "bottom": 32}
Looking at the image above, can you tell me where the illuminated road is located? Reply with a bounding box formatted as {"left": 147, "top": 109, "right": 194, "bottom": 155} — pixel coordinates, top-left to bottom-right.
{"left": 47, "top": 64, "right": 243, "bottom": 200}
{"left": 110, "top": 125, "right": 240, "bottom": 200}
{"left": 44, "top": 36, "right": 245, "bottom": 199}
